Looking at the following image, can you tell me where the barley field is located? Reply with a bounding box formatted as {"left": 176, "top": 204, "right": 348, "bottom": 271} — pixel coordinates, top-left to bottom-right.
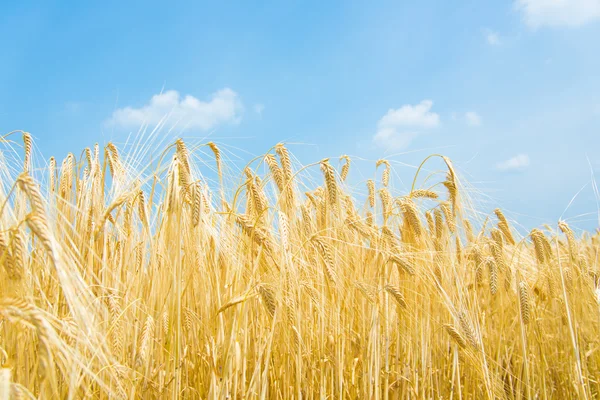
{"left": 0, "top": 132, "right": 599, "bottom": 399}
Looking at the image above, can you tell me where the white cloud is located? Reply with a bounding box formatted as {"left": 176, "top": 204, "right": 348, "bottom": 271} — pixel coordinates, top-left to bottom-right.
{"left": 373, "top": 100, "right": 440, "bottom": 150}
{"left": 465, "top": 111, "right": 482, "bottom": 127}
{"left": 253, "top": 103, "right": 265, "bottom": 116}
{"left": 108, "top": 88, "right": 243, "bottom": 130}
{"left": 515, "top": 0, "right": 600, "bottom": 28}
{"left": 486, "top": 31, "right": 501, "bottom": 45}
{"left": 496, "top": 154, "right": 530, "bottom": 171}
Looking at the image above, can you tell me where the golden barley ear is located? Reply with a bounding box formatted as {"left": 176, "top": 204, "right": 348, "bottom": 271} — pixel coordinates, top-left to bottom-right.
{"left": 442, "top": 172, "right": 457, "bottom": 212}
{"left": 376, "top": 159, "right": 391, "bottom": 187}
{"left": 519, "top": 281, "right": 531, "bottom": 325}
{"left": 217, "top": 292, "right": 256, "bottom": 315}
{"left": 398, "top": 197, "right": 423, "bottom": 237}
{"left": 558, "top": 220, "right": 578, "bottom": 260}
{"left": 275, "top": 143, "right": 293, "bottom": 183}
{"left": 389, "top": 254, "right": 416, "bottom": 275}
{"left": 48, "top": 156, "right": 56, "bottom": 193}
{"left": 495, "top": 208, "right": 516, "bottom": 245}
{"left": 367, "top": 179, "right": 375, "bottom": 208}
{"left": 458, "top": 311, "right": 478, "bottom": 348}
{"left": 379, "top": 188, "right": 392, "bottom": 223}
{"left": 320, "top": 158, "right": 338, "bottom": 211}
{"left": 487, "top": 257, "right": 498, "bottom": 296}
{"left": 207, "top": 141, "right": 222, "bottom": 182}
{"left": 265, "top": 153, "right": 284, "bottom": 192}
{"left": 354, "top": 281, "right": 377, "bottom": 303}
{"left": 339, "top": 155, "right": 351, "bottom": 182}
{"left": 384, "top": 284, "right": 407, "bottom": 309}
{"left": 530, "top": 229, "right": 548, "bottom": 264}
{"left": 444, "top": 324, "right": 467, "bottom": 349}
{"left": 257, "top": 283, "right": 277, "bottom": 318}
{"left": 440, "top": 201, "right": 455, "bottom": 234}
{"left": 16, "top": 173, "right": 46, "bottom": 214}
{"left": 410, "top": 189, "right": 438, "bottom": 199}
{"left": 137, "top": 315, "right": 155, "bottom": 366}
{"left": 312, "top": 236, "right": 339, "bottom": 284}
{"left": 23, "top": 132, "right": 32, "bottom": 173}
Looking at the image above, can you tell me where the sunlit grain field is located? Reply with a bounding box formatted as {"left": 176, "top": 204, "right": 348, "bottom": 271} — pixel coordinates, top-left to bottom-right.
{"left": 0, "top": 131, "right": 599, "bottom": 399}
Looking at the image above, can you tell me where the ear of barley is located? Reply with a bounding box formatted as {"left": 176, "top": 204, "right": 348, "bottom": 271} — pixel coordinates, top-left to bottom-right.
{"left": 434, "top": 208, "right": 444, "bottom": 239}
{"left": 137, "top": 190, "right": 150, "bottom": 231}
{"left": 105, "top": 144, "right": 122, "bottom": 178}
{"left": 559, "top": 220, "right": 577, "bottom": 260}
{"left": 265, "top": 154, "right": 284, "bottom": 192}
{"left": 189, "top": 183, "right": 201, "bottom": 227}
{"left": 320, "top": 158, "right": 338, "bottom": 210}
{"left": 486, "top": 257, "right": 498, "bottom": 295}
{"left": 389, "top": 254, "right": 416, "bottom": 275}
{"left": 354, "top": 281, "right": 377, "bottom": 303}
{"left": 135, "top": 243, "right": 143, "bottom": 272}
{"left": 519, "top": 281, "right": 531, "bottom": 325}
{"left": 96, "top": 191, "right": 134, "bottom": 234}
{"left": 207, "top": 142, "right": 222, "bottom": 182}
{"left": 385, "top": 284, "right": 407, "bottom": 309}
{"left": 530, "top": 229, "right": 547, "bottom": 264}
{"left": 23, "top": 132, "right": 32, "bottom": 173}
{"left": 84, "top": 147, "right": 92, "bottom": 169}
{"left": 16, "top": 174, "right": 46, "bottom": 214}
{"left": 257, "top": 284, "right": 277, "bottom": 318}
{"left": 340, "top": 155, "right": 350, "bottom": 182}
{"left": 444, "top": 324, "right": 467, "bottom": 349}
{"left": 494, "top": 208, "right": 516, "bottom": 245}
{"left": 455, "top": 236, "right": 463, "bottom": 264}
{"left": 457, "top": 311, "right": 478, "bottom": 348}
{"left": 376, "top": 159, "right": 390, "bottom": 187}
{"left": 25, "top": 214, "right": 54, "bottom": 258}
{"left": 440, "top": 202, "right": 455, "bottom": 234}
{"left": 278, "top": 211, "right": 290, "bottom": 251}
{"left": 9, "top": 229, "right": 26, "bottom": 280}
{"left": 176, "top": 139, "right": 191, "bottom": 187}
{"left": 410, "top": 189, "right": 438, "bottom": 199}
{"left": 137, "top": 315, "right": 155, "bottom": 366}
{"left": 398, "top": 197, "right": 422, "bottom": 237}
{"left": 275, "top": 143, "right": 292, "bottom": 183}
{"left": 442, "top": 172, "right": 457, "bottom": 212}
{"left": 161, "top": 311, "right": 169, "bottom": 337}
{"left": 367, "top": 179, "right": 375, "bottom": 208}
{"left": 0, "top": 231, "right": 18, "bottom": 280}
{"left": 108, "top": 295, "right": 123, "bottom": 355}
{"left": 425, "top": 211, "right": 435, "bottom": 236}
{"left": 463, "top": 219, "right": 475, "bottom": 243}
{"left": 379, "top": 188, "right": 392, "bottom": 223}
{"left": 48, "top": 156, "right": 56, "bottom": 193}
{"left": 217, "top": 293, "right": 255, "bottom": 315}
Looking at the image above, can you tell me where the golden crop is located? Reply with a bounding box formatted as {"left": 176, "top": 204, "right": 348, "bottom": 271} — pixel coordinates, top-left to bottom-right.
{"left": 0, "top": 132, "right": 598, "bottom": 399}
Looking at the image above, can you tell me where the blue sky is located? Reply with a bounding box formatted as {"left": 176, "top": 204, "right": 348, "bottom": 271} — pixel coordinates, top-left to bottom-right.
{"left": 1, "top": 1, "right": 600, "bottom": 231}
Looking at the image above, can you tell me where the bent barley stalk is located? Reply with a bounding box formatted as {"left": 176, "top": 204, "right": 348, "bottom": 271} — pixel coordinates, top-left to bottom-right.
{"left": 0, "top": 136, "right": 596, "bottom": 399}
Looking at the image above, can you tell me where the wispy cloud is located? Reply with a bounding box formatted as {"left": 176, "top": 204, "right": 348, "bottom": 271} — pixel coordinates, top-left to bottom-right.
{"left": 107, "top": 88, "right": 243, "bottom": 130}
{"left": 373, "top": 100, "right": 440, "bottom": 150}
{"left": 465, "top": 111, "right": 482, "bottom": 127}
{"left": 515, "top": 0, "right": 600, "bottom": 28}
{"left": 496, "top": 154, "right": 530, "bottom": 171}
